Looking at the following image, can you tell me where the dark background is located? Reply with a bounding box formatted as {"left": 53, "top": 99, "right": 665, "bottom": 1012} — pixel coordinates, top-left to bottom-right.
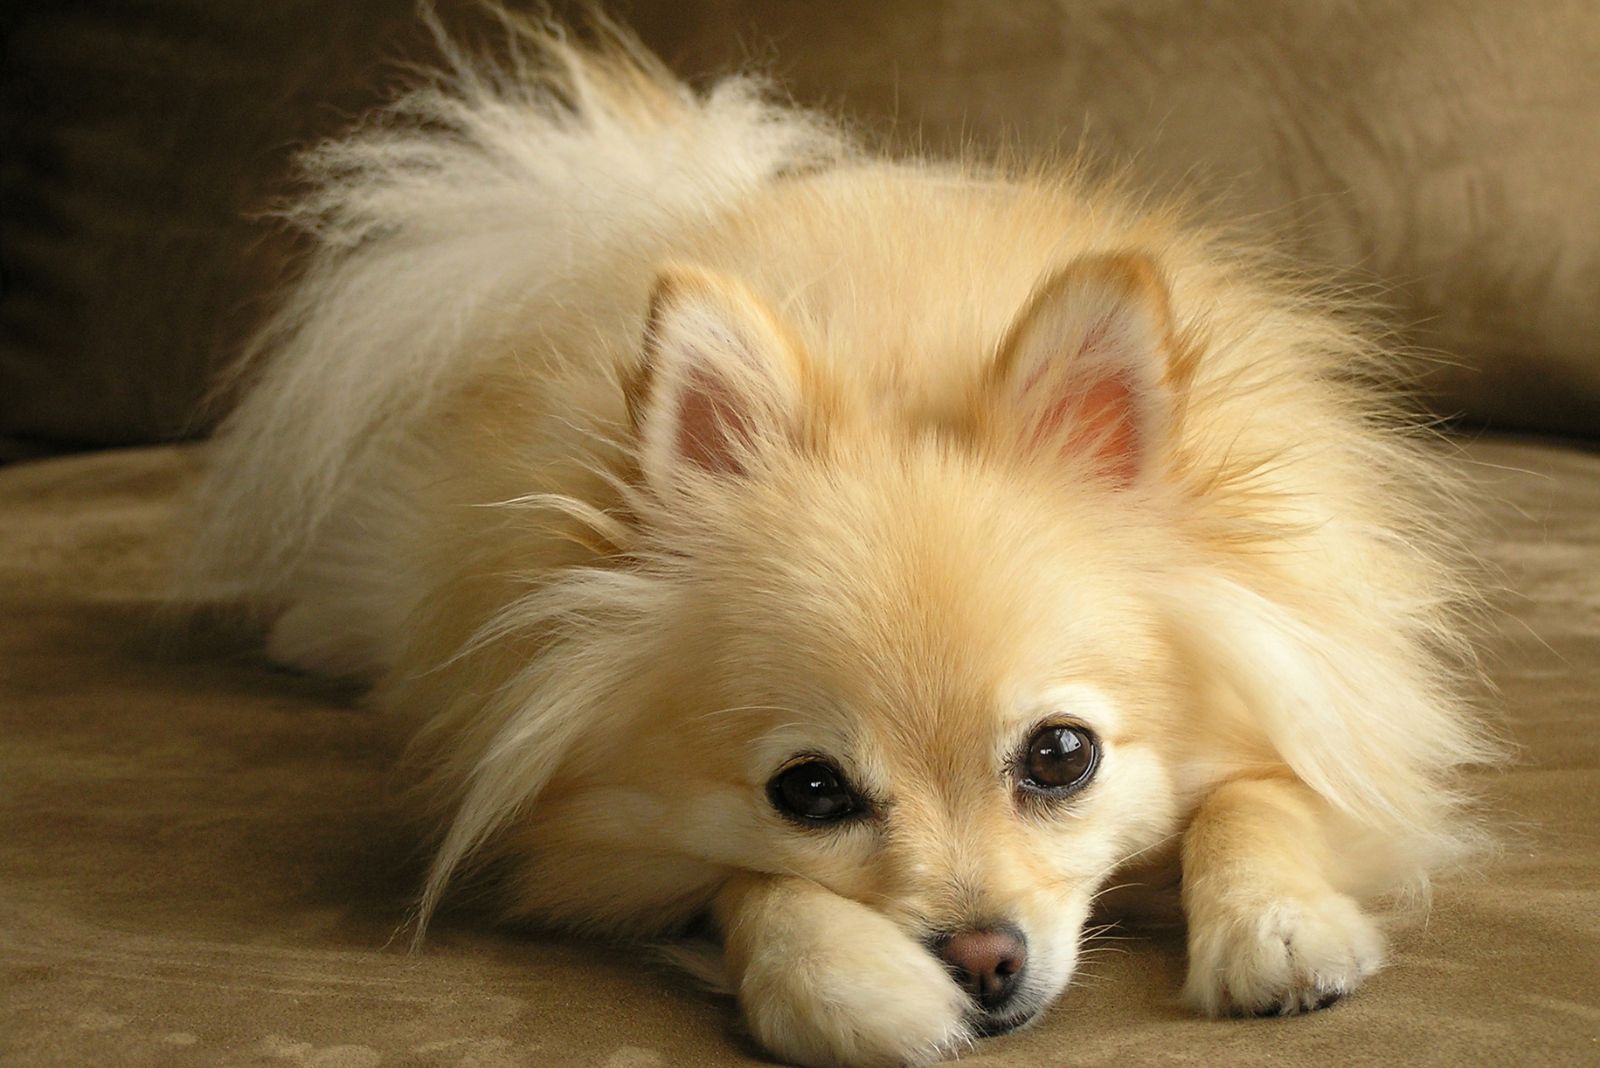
{"left": 4, "top": 0, "right": 1598, "bottom": 457}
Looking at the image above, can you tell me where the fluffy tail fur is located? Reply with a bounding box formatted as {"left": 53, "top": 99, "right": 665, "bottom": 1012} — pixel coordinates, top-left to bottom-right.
{"left": 179, "top": 10, "right": 847, "bottom": 610}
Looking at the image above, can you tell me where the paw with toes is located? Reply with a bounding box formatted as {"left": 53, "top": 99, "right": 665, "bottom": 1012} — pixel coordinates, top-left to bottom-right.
{"left": 1184, "top": 891, "right": 1384, "bottom": 1018}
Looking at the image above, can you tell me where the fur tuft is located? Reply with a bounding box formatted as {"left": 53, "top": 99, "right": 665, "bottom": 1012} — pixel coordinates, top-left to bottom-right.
{"left": 178, "top": 8, "right": 845, "bottom": 617}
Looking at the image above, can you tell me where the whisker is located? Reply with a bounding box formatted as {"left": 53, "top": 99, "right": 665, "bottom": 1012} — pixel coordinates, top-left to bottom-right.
{"left": 689, "top": 703, "right": 793, "bottom": 722}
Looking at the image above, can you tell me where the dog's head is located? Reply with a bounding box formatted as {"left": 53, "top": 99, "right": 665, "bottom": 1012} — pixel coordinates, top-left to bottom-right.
{"left": 611, "top": 253, "right": 1197, "bottom": 1030}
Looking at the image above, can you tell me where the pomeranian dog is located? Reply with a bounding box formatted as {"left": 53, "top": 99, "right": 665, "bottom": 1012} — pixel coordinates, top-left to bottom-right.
{"left": 181, "top": 11, "right": 1494, "bottom": 1067}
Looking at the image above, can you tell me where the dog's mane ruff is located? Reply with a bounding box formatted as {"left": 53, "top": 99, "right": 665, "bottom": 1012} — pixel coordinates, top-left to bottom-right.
{"left": 1162, "top": 315, "right": 1499, "bottom": 892}
{"left": 399, "top": 453, "right": 749, "bottom": 940}
{"left": 404, "top": 551, "right": 667, "bottom": 944}
{"left": 177, "top": 9, "right": 848, "bottom": 608}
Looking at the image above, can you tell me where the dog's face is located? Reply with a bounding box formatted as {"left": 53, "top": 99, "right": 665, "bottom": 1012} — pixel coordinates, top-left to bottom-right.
{"left": 616, "top": 255, "right": 1193, "bottom": 1029}
{"left": 681, "top": 455, "right": 1185, "bottom": 1031}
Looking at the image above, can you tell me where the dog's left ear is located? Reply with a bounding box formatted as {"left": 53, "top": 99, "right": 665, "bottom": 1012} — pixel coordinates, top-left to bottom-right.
{"left": 988, "top": 252, "right": 1177, "bottom": 485}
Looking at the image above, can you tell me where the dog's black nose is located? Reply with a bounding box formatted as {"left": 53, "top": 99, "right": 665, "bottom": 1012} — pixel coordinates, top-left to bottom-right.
{"left": 933, "top": 925, "right": 1027, "bottom": 1010}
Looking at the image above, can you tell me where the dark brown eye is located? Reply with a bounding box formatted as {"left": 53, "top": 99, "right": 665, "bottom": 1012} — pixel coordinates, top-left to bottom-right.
{"left": 769, "top": 760, "right": 860, "bottom": 824}
{"left": 1021, "top": 725, "right": 1099, "bottom": 795}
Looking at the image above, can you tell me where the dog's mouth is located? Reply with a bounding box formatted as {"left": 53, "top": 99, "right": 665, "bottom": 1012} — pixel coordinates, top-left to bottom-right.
{"left": 970, "top": 1003, "right": 1040, "bottom": 1038}
{"left": 967, "top": 984, "right": 1046, "bottom": 1038}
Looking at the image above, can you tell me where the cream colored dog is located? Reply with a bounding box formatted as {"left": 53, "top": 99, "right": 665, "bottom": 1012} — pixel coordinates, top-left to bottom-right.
{"left": 182, "top": 15, "right": 1493, "bottom": 1068}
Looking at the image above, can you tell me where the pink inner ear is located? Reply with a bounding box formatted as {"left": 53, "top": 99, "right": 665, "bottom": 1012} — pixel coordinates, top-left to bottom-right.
{"left": 674, "top": 367, "right": 753, "bottom": 475}
{"left": 1036, "top": 375, "right": 1143, "bottom": 485}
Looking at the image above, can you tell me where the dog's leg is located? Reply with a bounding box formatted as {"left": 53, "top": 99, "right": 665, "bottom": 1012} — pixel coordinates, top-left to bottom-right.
{"left": 714, "top": 873, "right": 971, "bottom": 1068}
{"left": 1180, "top": 777, "right": 1385, "bottom": 1017}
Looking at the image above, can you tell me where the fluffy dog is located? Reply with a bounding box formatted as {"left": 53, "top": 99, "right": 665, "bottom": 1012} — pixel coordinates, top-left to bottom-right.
{"left": 182, "top": 14, "right": 1494, "bottom": 1067}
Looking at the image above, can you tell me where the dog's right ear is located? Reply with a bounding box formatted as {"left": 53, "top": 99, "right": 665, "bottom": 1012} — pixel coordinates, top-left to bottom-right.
{"left": 626, "top": 266, "right": 805, "bottom": 493}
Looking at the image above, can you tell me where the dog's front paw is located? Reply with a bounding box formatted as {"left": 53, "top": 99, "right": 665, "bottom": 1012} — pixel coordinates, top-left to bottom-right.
{"left": 733, "top": 895, "right": 971, "bottom": 1068}
{"left": 1183, "top": 891, "right": 1384, "bottom": 1017}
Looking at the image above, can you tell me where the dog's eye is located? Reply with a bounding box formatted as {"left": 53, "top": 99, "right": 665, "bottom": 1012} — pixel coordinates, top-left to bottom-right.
{"left": 768, "top": 760, "right": 860, "bottom": 823}
{"left": 1021, "top": 725, "right": 1099, "bottom": 795}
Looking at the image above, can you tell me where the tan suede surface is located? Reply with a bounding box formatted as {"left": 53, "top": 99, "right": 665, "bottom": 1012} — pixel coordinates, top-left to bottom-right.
{"left": 1, "top": 440, "right": 1596, "bottom": 1065}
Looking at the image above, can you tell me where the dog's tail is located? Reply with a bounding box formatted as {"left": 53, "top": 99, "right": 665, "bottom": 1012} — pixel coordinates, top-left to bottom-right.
{"left": 177, "top": 8, "right": 847, "bottom": 608}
